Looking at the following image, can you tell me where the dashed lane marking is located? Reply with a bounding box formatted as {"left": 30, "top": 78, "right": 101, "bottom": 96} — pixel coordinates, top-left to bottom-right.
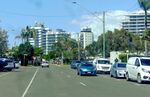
{"left": 21, "top": 68, "right": 39, "bottom": 97}
{"left": 80, "top": 82, "right": 87, "bottom": 87}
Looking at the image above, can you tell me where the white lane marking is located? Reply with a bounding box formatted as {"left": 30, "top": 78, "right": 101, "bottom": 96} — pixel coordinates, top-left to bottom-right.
{"left": 80, "top": 82, "right": 87, "bottom": 86}
{"left": 21, "top": 68, "right": 39, "bottom": 97}
{"left": 0, "top": 72, "right": 9, "bottom": 78}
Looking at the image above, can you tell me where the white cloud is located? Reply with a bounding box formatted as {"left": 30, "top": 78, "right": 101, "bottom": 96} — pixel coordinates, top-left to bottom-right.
{"left": 70, "top": 10, "right": 144, "bottom": 41}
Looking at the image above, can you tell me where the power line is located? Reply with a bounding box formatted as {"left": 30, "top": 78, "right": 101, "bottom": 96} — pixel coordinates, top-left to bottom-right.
{"left": 0, "top": 9, "right": 76, "bottom": 18}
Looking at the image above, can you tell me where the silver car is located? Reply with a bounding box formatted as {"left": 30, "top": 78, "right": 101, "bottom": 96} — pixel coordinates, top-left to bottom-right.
{"left": 110, "top": 63, "right": 126, "bottom": 78}
{"left": 41, "top": 61, "right": 49, "bottom": 68}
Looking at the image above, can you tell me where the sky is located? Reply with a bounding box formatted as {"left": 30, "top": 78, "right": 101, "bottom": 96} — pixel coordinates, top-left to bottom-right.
{"left": 0, "top": 0, "right": 143, "bottom": 48}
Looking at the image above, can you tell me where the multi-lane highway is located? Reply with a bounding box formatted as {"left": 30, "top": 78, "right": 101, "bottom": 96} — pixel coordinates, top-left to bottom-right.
{"left": 0, "top": 65, "right": 150, "bottom": 97}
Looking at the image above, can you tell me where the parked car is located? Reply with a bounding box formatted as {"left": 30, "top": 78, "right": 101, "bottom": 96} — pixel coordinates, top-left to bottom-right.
{"left": 93, "top": 58, "right": 111, "bottom": 73}
{"left": 77, "top": 62, "right": 96, "bottom": 76}
{"left": 0, "top": 58, "right": 14, "bottom": 71}
{"left": 70, "top": 60, "right": 81, "bottom": 69}
{"left": 110, "top": 63, "right": 126, "bottom": 78}
{"left": 126, "top": 57, "right": 150, "bottom": 84}
{"left": 13, "top": 60, "right": 20, "bottom": 69}
{"left": 41, "top": 61, "right": 49, "bottom": 68}
{"left": 0, "top": 60, "right": 7, "bottom": 71}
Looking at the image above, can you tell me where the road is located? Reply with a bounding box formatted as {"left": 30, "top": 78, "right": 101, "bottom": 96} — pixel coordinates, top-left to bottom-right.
{"left": 0, "top": 65, "right": 150, "bottom": 97}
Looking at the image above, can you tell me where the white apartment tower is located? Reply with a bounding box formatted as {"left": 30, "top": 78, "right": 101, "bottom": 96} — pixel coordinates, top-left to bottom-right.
{"left": 79, "top": 28, "right": 94, "bottom": 49}
{"left": 29, "top": 24, "right": 70, "bottom": 55}
{"left": 122, "top": 11, "right": 150, "bottom": 36}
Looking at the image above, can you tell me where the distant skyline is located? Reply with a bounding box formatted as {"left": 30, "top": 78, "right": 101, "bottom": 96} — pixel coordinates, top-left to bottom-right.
{"left": 0, "top": 0, "right": 142, "bottom": 48}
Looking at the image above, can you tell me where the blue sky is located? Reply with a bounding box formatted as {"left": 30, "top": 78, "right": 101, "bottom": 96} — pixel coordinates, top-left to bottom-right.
{"left": 0, "top": 0, "right": 142, "bottom": 48}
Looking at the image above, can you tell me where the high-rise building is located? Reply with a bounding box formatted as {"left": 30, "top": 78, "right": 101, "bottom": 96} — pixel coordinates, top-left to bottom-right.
{"left": 122, "top": 11, "right": 150, "bottom": 36}
{"left": 29, "top": 24, "right": 70, "bottom": 55}
{"left": 79, "top": 28, "right": 94, "bottom": 49}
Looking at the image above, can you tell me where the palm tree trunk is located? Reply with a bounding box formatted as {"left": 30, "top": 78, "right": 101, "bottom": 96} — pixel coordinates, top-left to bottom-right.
{"left": 145, "top": 10, "right": 148, "bottom": 56}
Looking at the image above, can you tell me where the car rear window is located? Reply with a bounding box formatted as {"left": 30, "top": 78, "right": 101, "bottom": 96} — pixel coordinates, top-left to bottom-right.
{"left": 141, "top": 59, "right": 150, "bottom": 66}
{"left": 98, "top": 60, "right": 110, "bottom": 64}
{"left": 118, "top": 63, "right": 126, "bottom": 68}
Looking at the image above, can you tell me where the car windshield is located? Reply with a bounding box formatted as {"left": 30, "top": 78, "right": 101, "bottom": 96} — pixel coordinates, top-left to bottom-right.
{"left": 97, "top": 60, "right": 110, "bottom": 64}
{"left": 118, "top": 63, "right": 126, "bottom": 68}
{"left": 141, "top": 59, "right": 150, "bottom": 66}
{"left": 81, "top": 63, "right": 93, "bottom": 67}
{"left": 75, "top": 61, "right": 81, "bottom": 63}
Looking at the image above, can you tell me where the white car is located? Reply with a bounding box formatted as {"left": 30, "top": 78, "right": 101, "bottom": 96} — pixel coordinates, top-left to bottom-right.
{"left": 126, "top": 57, "right": 150, "bottom": 84}
{"left": 93, "top": 58, "right": 111, "bottom": 73}
{"left": 41, "top": 61, "right": 49, "bottom": 68}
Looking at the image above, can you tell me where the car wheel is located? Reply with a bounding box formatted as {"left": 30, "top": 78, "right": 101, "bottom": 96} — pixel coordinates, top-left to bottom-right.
{"left": 137, "top": 74, "right": 143, "bottom": 84}
{"left": 110, "top": 72, "right": 113, "bottom": 77}
{"left": 115, "top": 72, "right": 118, "bottom": 78}
{"left": 7, "top": 69, "right": 12, "bottom": 71}
{"left": 126, "top": 72, "right": 130, "bottom": 81}
{"left": 77, "top": 71, "right": 79, "bottom": 75}
{"left": 79, "top": 71, "right": 82, "bottom": 76}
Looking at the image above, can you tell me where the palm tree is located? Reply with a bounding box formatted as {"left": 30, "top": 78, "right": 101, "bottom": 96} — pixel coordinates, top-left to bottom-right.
{"left": 15, "top": 26, "right": 36, "bottom": 43}
{"left": 138, "top": 0, "right": 150, "bottom": 55}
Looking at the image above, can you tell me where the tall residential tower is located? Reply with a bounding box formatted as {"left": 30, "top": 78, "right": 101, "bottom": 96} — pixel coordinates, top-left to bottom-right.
{"left": 122, "top": 11, "right": 150, "bottom": 36}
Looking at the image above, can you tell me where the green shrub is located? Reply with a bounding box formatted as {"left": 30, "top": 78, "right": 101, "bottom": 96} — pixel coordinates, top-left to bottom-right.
{"left": 119, "top": 54, "right": 127, "bottom": 63}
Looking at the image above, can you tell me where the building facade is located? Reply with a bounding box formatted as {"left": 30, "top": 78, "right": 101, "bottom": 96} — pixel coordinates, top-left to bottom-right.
{"left": 79, "top": 28, "right": 94, "bottom": 49}
{"left": 122, "top": 11, "right": 150, "bottom": 36}
{"left": 29, "top": 24, "right": 70, "bottom": 55}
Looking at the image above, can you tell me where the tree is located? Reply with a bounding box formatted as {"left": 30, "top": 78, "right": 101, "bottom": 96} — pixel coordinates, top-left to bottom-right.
{"left": 0, "top": 28, "right": 8, "bottom": 57}
{"left": 33, "top": 47, "right": 43, "bottom": 56}
{"left": 85, "top": 41, "right": 98, "bottom": 57}
{"left": 16, "top": 42, "right": 34, "bottom": 66}
{"left": 50, "top": 36, "right": 79, "bottom": 63}
{"left": 138, "top": 0, "right": 150, "bottom": 55}
{"left": 15, "top": 26, "right": 36, "bottom": 43}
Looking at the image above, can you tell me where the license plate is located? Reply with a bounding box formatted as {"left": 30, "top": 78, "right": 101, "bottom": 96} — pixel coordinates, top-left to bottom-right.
{"left": 87, "top": 72, "right": 91, "bottom": 74}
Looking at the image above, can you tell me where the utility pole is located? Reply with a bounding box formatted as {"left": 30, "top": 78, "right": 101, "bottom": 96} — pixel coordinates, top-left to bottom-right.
{"left": 103, "top": 11, "right": 106, "bottom": 58}
{"left": 78, "top": 33, "right": 80, "bottom": 61}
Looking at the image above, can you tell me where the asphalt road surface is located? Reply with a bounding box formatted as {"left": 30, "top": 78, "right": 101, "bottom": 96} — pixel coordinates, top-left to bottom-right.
{"left": 0, "top": 65, "right": 150, "bottom": 97}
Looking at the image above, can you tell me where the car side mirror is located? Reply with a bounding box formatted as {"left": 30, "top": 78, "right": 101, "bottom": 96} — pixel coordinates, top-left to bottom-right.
{"left": 95, "top": 62, "right": 97, "bottom": 64}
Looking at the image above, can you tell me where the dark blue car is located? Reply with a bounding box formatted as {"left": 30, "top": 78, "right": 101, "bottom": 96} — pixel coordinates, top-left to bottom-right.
{"left": 77, "top": 62, "right": 96, "bottom": 76}
{"left": 71, "top": 60, "right": 81, "bottom": 69}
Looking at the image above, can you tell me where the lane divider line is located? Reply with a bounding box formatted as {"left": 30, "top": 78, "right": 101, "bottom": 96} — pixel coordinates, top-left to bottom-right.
{"left": 0, "top": 72, "right": 9, "bottom": 78}
{"left": 21, "top": 68, "right": 39, "bottom": 97}
{"left": 80, "top": 82, "right": 87, "bottom": 87}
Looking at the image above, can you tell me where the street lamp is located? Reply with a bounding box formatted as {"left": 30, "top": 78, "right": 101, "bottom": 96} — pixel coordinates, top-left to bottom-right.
{"left": 72, "top": 2, "right": 106, "bottom": 58}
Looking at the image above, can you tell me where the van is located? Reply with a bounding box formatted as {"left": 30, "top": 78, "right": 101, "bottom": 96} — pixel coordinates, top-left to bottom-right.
{"left": 93, "top": 58, "right": 111, "bottom": 73}
{"left": 126, "top": 57, "right": 150, "bottom": 84}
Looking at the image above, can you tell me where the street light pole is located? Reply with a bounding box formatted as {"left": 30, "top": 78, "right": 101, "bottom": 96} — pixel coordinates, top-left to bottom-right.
{"left": 72, "top": 2, "right": 106, "bottom": 58}
{"left": 103, "top": 11, "right": 106, "bottom": 58}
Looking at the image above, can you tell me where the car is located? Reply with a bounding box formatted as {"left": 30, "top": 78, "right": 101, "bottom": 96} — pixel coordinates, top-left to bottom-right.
{"left": 70, "top": 60, "right": 81, "bottom": 69}
{"left": 0, "top": 58, "right": 14, "bottom": 71}
{"left": 41, "top": 61, "right": 49, "bottom": 68}
{"left": 77, "top": 62, "right": 96, "bottom": 76}
{"left": 93, "top": 58, "right": 111, "bottom": 73}
{"left": 110, "top": 63, "right": 126, "bottom": 78}
{"left": 13, "top": 60, "right": 20, "bottom": 69}
{"left": 126, "top": 57, "right": 150, "bottom": 84}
